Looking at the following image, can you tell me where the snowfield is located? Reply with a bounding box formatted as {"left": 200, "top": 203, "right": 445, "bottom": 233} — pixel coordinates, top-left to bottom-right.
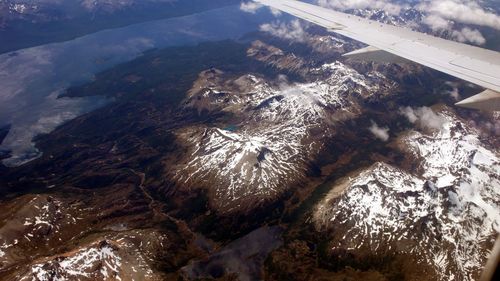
{"left": 314, "top": 108, "right": 500, "bottom": 281}
{"left": 173, "top": 59, "right": 390, "bottom": 211}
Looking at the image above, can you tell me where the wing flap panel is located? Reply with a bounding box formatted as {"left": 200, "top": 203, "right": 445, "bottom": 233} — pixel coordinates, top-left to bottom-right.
{"left": 342, "top": 46, "right": 408, "bottom": 63}
{"left": 450, "top": 56, "right": 500, "bottom": 80}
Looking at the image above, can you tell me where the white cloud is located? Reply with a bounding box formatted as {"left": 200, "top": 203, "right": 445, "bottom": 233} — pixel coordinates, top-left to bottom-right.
{"left": 369, "top": 121, "right": 390, "bottom": 141}
{"left": 317, "top": 0, "right": 497, "bottom": 44}
{"left": 413, "top": 2, "right": 488, "bottom": 45}
{"left": 444, "top": 84, "right": 461, "bottom": 101}
{"left": 259, "top": 19, "right": 309, "bottom": 42}
{"left": 317, "top": 0, "right": 404, "bottom": 15}
{"left": 400, "top": 106, "right": 418, "bottom": 123}
{"left": 417, "top": 0, "right": 500, "bottom": 30}
{"left": 400, "top": 106, "right": 448, "bottom": 130}
{"left": 422, "top": 14, "right": 452, "bottom": 31}
{"left": 317, "top": 0, "right": 500, "bottom": 30}
{"left": 451, "top": 27, "right": 486, "bottom": 45}
{"left": 269, "top": 7, "right": 282, "bottom": 16}
{"left": 240, "top": 1, "right": 263, "bottom": 14}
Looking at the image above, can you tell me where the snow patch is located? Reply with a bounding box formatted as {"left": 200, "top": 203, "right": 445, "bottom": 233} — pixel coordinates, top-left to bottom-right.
{"left": 175, "top": 62, "right": 384, "bottom": 210}
{"left": 20, "top": 241, "right": 122, "bottom": 281}
{"left": 315, "top": 110, "right": 500, "bottom": 281}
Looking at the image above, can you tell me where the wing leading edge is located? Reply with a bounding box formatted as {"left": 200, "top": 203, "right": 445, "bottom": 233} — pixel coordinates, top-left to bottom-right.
{"left": 255, "top": 0, "right": 500, "bottom": 111}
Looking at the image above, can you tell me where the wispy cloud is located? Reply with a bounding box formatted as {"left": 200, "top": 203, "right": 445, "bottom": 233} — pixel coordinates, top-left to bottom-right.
{"left": 369, "top": 121, "right": 390, "bottom": 141}
{"left": 400, "top": 106, "right": 448, "bottom": 130}
{"left": 319, "top": 0, "right": 500, "bottom": 30}
{"left": 317, "top": 0, "right": 497, "bottom": 44}
{"left": 416, "top": 0, "right": 500, "bottom": 30}
{"left": 444, "top": 82, "right": 461, "bottom": 101}
{"left": 260, "top": 19, "right": 309, "bottom": 42}
{"left": 451, "top": 27, "right": 486, "bottom": 45}
{"left": 416, "top": 0, "right": 498, "bottom": 44}
{"left": 422, "top": 14, "right": 453, "bottom": 31}
{"left": 240, "top": 1, "right": 263, "bottom": 14}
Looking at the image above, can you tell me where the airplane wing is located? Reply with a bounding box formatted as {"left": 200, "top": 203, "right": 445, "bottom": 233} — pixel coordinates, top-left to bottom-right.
{"left": 255, "top": 0, "right": 500, "bottom": 111}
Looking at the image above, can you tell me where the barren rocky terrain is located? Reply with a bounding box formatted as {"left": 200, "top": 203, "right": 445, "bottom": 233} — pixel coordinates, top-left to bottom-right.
{"left": 0, "top": 3, "right": 499, "bottom": 280}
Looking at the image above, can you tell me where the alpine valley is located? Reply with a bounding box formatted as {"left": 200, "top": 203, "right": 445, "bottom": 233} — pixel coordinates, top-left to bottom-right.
{"left": 0, "top": 1, "right": 499, "bottom": 280}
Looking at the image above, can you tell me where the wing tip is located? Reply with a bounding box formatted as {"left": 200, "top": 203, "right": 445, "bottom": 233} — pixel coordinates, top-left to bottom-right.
{"left": 455, "top": 89, "right": 500, "bottom": 111}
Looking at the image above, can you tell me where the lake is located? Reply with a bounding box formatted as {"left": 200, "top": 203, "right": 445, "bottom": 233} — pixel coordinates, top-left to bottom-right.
{"left": 0, "top": 4, "right": 276, "bottom": 167}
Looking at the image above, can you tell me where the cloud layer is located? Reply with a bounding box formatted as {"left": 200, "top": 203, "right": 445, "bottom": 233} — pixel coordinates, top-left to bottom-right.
{"left": 318, "top": 0, "right": 500, "bottom": 29}
{"left": 317, "top": 0, "right": 500, "bottom": 45}
{"left": 416, "top": 0, "right": 500, "bottom": 30}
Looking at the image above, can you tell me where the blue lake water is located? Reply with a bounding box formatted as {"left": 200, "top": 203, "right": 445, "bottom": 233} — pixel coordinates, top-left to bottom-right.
{"left": 223, "top": 125, "right": 240, "bottom": 131}
{"left": 0, "top": 5, "right": 276, "bottom": 167}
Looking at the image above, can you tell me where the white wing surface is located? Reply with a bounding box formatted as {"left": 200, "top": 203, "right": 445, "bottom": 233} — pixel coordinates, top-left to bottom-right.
{"left": 255, "top": 0, "right": 500, "bottom": 111}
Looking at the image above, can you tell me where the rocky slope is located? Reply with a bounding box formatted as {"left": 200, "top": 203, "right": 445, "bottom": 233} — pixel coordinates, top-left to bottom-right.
{"left": 0, "top": 190, "right": 200, "bottom": 280}
{"left": 17, "top": 235, "right": 165, "bottom": 281}
{"left": 170, "top": 39, "right": 395, "bottom": 212}
{"left": 0, "top": 7, "right": 498, "bottom": 280}
{"left": 313, "top": 108, "right": 500, "bottom": 280}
